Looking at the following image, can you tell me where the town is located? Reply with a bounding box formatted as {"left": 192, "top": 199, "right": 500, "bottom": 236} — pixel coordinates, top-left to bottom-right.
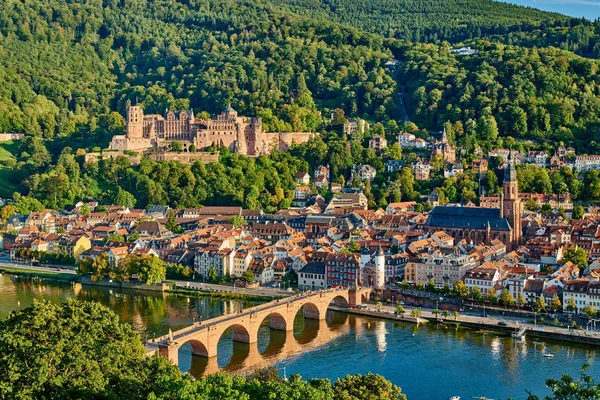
{"left": 3, "top": 138, "right": 600, "bottom": 321}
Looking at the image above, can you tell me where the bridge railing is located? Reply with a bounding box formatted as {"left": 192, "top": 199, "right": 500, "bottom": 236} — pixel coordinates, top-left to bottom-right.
{"left": 149, "top": 287, "right": 352, "bottom": 347}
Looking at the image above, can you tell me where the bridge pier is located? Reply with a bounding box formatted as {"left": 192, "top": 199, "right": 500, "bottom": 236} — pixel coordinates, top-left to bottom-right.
{"left": 158, "top": 344, "right": 179, "bottom": 365}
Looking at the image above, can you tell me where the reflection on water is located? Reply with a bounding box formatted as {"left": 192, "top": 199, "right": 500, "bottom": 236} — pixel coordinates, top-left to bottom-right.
{"left": 2, "top": 275, "right": 599, "bottom": 400}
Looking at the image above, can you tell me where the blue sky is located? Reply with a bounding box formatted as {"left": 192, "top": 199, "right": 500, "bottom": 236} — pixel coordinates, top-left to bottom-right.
{"left": 499, "top": 0, "right": 600, "bottom": 19}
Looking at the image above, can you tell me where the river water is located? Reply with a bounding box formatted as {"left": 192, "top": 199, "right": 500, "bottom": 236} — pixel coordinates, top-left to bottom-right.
{"left": 1, "top": 274, "right": 598, "bottom": 399}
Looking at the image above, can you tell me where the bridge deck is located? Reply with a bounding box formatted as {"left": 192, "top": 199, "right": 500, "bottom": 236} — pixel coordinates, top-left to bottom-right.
{"left": 145, "top": 287, "right": 357, "bottom": 355}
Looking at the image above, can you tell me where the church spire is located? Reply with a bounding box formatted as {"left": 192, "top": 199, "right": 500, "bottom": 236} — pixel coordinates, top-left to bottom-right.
{"left": 504, "top": 149, "right": 517, "bottom": 183}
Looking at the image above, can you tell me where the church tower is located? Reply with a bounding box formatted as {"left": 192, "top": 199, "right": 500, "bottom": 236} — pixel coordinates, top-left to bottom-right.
{"left": 502, "top": 152, "right": 522, "bottom": 248}
{"left": 127, "top": 106, "right": 144, "bottom": 139}
{"left": 374, "top": 245, "right": 385, "bottom": 291}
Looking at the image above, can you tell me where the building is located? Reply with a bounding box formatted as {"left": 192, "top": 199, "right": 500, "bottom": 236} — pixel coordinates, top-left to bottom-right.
{"left": 472, "top": 159, "right": 488, "bottom": 178}
{"left": 351, "top": 164, "right": 377, "bottom": 183}
{"left": 325, "top": 253, "right": 361, "bottom": 288}
{"left": 194, "top": 247, "right": 235, "bottom": 278}
{"left": 443, "top": 163, "right": 464, "bottom": 178}
{"left": 430, "top": 129, "right": 455, "bottom": 163}
{"left": 526, "top": 151, "right": 548, "bottom": 168}
{"left": 294, "top": 172, "right": 311, "bottom": 185}
{"left": 398, "top": 133, "right": 416, "bottom": 148}
{"left": 325, "top": 191, "right": 368, "bottom": 213}
{"left": 574, "top": 155, "right": 600, "bottom": 172}
{"left": 369, "top": 136, "right": 388, "bottom": 154}
{"left": 404, "top": 248, "right": 479, "bottom": 288}
{"left": 299, "top": 262, "right": 327, "bottom": 290}
{"left": 110, "top": 105, "right": 315, "bottom": 157}
{"left": 343, "top": 119, "right": 369, "bottom": 138}
{"left": 385, "top": 160, "right": 405, "bottom": 173}
{"left": 413, "top": 158, "right": 431, "bottom": 181}
{"left": 449, "top": 46, "right": 478, "bottom": 56}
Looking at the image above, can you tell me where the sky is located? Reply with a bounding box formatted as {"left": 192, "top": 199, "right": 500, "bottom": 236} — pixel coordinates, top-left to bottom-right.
{"left": 498, "top": 0, "right": 600, "bottom": 19}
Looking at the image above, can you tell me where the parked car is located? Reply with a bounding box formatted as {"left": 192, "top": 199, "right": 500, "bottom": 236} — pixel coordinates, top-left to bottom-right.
{"left": 497, "top": 321, "right": 507, "bottom": 326}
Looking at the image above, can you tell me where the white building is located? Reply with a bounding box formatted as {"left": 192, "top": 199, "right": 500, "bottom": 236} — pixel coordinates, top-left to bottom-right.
{"left": 299, "top": 262, "right": 327, "bottom": 290}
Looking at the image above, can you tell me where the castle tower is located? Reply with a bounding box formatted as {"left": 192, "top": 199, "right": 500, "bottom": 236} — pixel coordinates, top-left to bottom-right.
{"left": 127, "top": 106, "right": 144, "bottom": 139}
{"left": 502, "top": 152, "right": 522, "bottom": 248}
{"left": 375, "top": 245, "right": 385, "bottom": 290}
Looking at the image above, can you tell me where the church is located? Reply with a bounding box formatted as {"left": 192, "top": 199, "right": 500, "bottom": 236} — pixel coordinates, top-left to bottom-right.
{"left": 425, "top": 154, "right": 523, "bottom": 250}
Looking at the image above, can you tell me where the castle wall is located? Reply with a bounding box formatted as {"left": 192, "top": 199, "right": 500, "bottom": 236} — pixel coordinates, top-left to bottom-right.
{"left": 278, "top": 132, "right": 315, "bottom": 152}
{"left": 0, "top": 133, "right": 24, "bottom": 142}
{"left": 149, "top": 151, "right": 219, "bottom": 164}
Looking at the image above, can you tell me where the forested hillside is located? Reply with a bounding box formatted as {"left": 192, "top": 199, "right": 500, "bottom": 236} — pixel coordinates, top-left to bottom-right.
{"left": 400, "top": 41, "right": 600, "bottom": 152}
{"left": 272, "top": 0, "right": 569, "bottom": 42}
{"left": 2, "top": 0, "right": 600, "bottom": 211}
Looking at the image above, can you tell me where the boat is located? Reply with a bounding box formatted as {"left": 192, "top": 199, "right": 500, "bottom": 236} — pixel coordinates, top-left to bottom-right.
{"left": 543, "top": 353, "right": 554, "bottom": 358}
{"left": 449, "top": 397, "right": 461, "bottom": 400}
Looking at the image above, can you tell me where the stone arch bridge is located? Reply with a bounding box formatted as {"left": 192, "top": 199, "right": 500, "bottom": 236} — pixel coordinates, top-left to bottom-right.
{"left": 147, "top": 287, "right": 372, "bottom": 366}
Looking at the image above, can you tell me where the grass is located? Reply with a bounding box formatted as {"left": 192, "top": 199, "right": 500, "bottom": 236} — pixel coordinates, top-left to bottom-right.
{"left": 168, "top": 288, "right": 279, "bottom": 302}
{"left": 0, "top": 141, "right": 19, "bottom": 198}
{"left": 0, "top": 267, "right": 78, "bottom": 282}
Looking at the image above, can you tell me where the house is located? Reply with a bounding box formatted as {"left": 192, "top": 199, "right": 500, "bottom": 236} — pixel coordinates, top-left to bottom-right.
{"left": 412, "top": 158, "right": 430, "bottom": 181}
{"left": 294, "top": 172, "right": 311, "bottom": 185}
{"left": 385, "top": 160, "right": 405, "bottom": 173}
{"left": 472, "top": 159, "right": 488, "bottom": 178}
{"left": 325, "top": 191, "right": 368, "bottom": 213}
{"left": 351, "top": 164, "right": 377, "bottom": 183}
{"left": 449, "top": 46, "right": 478, "bottom": 56}
{"left": 385, "top": 202, "right": 416, "bottom": 214}
{"left": 299, "top": 262, "right": 327, "bottom": 290}
{"left": 249, "top": 258, "right": 274, "bottom": 285}
{"left": 562, "top": 279, "right": 591, "bottom": 313}
{"left": 463, "top": 264, "right": 502, "bottom": 293}
{"left": 369, "top": 135, "right": 387, "bottom": 154}
{"left": 194, "top": 247, "right": 236, "bottom": 278}
{"left": 526, "top": 151, "right": 548, "bottom": 168}
{"left": 343, "top": 119, "right": 369, "bottom": 138}
{"left": 398, "top": 133, "right": 416, "bottom": 148}
{"left": 443, "top": 163, "right": 464, "bottom": 178}
{"left": 135, "top": 221, "right": 172, "bottom": 238}
{"left": 293, "top": 186, "right": 312, "bottom": 204}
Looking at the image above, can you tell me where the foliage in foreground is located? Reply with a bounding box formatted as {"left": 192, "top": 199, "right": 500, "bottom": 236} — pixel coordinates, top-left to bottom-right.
{"left": 0, "top": 299, "right": 407, "bottom": 400}
{"left": 526, "top": 363, "right": 600, "bottom": 400}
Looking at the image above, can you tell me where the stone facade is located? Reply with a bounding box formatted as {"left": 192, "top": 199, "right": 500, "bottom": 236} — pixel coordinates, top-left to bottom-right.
{"left": 110, "top": 106, "right": 315, "bottom": 157}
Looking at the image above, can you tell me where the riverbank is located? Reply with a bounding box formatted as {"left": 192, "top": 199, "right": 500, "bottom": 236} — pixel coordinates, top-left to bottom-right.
{"left": 334, "top": 304, "right": 600, "bottom": 346}
{"left": 167, "top": 287, "right": 280, "bottom": 302}
{"left": 0, "top": 266, "right": 77, "bottom": 282}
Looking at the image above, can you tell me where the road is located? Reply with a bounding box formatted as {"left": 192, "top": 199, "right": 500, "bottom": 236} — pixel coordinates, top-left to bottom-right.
{"left": 375, "top": 302, "right": 600, "bottom": 338}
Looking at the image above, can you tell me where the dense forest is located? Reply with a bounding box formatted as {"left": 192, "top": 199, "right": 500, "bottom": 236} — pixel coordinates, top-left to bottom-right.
{"left": 2, "top": 0, "right": 600, "bottom": 210}
{"left": 400, "top": 41, "right": 600, "bottom": 151}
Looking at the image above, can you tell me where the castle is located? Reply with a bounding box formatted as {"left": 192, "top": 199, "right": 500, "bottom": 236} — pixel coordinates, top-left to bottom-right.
{"left": 110, "top": 106, "right": 315, "bottom": 156}
{"left": 430, "top": 128, "right": 456, "bottom": 163}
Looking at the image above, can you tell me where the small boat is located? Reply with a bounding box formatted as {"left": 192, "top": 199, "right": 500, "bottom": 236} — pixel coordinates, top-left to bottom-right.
{"left": 543, "top": 353, "right": 554, "bottom": 358}
{"left": 449, "top": 396, "right": 461, "bottom": 400}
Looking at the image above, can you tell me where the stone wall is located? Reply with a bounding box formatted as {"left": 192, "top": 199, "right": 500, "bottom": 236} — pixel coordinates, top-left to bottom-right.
{"left": 79, "top": 276, "right": 168, "bottom": 292}
{"left": 84, "top": 151, "right": 142, "bottom": 165}
{"left": 149, "top": 151, "right": 219, "bottom": 164}
{"left": 0, "top": 133, "right": 24, "bottom": 142}
{"left": 278, "top": 132, "right": 316, "bottom": 151}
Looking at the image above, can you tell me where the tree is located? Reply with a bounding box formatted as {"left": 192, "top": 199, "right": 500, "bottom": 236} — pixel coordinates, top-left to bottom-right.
{"left": 561, "top": 247, "right": 588, "bottom": 267}
{"left": 572, "top": 205, "right": 585, "bottom": 220}
{"left": 0, "top": 300, "right": 190, "bottom": 399}
{"left": 376, "top": 301, "right": 383, "bottom": 312}
{"left": 131, "top": 255, "right": 166, "bottom": 285}
{"left": 347, "top": 240, "right": 361, "bottom": 253}
{"left": 114, "top": 187, "right": 136, "bottom": 208}
{"left": 171, "top": 141, "right": 183, "bottom": 152}
{"left": 241, "top": 269, "right": 255, "bottom": 283}
{"left": 472, "top": 286, "right": 484, "bottom": 302}
{"left": 583, "top": 305, "right": 597, "bottom": 319}
{"left": 567, "top": 296, "right": 577, "bottom": 312}
{"left": 432, "top": 308, "right": 441, "bottom": 318}
{"left": 485, "top": 288, "right": 498, "bottom": 304}
{"left": 526, "top": 363, "right": 600, "bottom": 400}
{"left": 550, "top": 295, "right": 562, "bottom": 312}
{"left": 395, "top": 305, "right": 405, "bottom": 315}
{"left": 534, "top": 296, "right": 546, "bottom": 313}
{"left": 208, "top": 266, "right": 219, "bottom": 283}
{"left": 77, "top": 253, "right": 110, "bottom": 282}
{"left": 104, "top": 233, "right": 125, "bottom": 243}
{"left": 452, "top": 311, "right": 459, "bottom": 320}
{"left": 441, "top": 310, "right": 450, "bottom": 320}
{"left": 80, "top": 203, "right": 91, "bottom": 216}
{"left": 453, "top": 280, "right": 469, "bottom": 299}
{"left": 0, "top": 205, "right": 16, "bottom": 222}
{"left": 500, "top": 289, "right": 515, "bottom": 307}
{"left": 165, "top": 209, "right": 183, "bottom": 233}
{"left": 230, "top": 215, "right": 247, "bottom": 228}
{"left": 333, "top": 373, "right": 407, "bottom": 400}
{"left": 425, "top": 278, "right": 436, "bottom": 292}
{"left": 410, "top": 308, "right": 422, "bottom": 318}
{"left": 518, "top": 292, "right": 527, "bottom": 307}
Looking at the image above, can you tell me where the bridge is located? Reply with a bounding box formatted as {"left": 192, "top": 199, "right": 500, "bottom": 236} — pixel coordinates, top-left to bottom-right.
{"left": 147, "top": 287, "right": 372, "bottom": 366}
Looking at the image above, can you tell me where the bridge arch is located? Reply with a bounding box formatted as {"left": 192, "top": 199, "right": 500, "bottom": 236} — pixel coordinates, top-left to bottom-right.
{"left": 188, "top": 339, "right": 209, "bottom": 358}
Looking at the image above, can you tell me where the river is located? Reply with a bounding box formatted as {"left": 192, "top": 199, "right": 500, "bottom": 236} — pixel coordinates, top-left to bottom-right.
{"left": 1, "top": 274, "right": 598, "bottom": 399}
